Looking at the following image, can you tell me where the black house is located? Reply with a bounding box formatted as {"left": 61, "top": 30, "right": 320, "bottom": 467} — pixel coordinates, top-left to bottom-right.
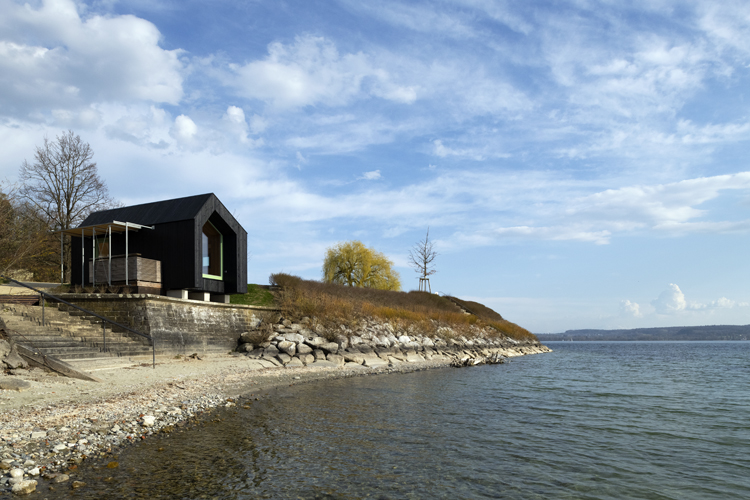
{"left": 65, "top": 194, "right": 247, "bottom": 302}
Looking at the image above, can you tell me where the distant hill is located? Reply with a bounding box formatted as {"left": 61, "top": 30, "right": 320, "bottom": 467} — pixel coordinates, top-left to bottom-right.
{"left": 537, "top": 325, "right": 750, "bottom": 342}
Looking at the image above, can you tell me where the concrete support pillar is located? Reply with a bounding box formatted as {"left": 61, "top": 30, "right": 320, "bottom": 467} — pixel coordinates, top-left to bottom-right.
{"left": 211, "top": 294, "right": 230, "bottom": 304}
{"left": 167, "top": 289, "right": 189, "bottom": 300}
{"left": 188, "top": 292, "right": 210, "bottom": 302}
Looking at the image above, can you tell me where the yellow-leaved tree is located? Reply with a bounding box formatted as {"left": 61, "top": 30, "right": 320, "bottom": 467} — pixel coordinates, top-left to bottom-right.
{"left": 323, "top": 240, "right": 401, "bottom": 291}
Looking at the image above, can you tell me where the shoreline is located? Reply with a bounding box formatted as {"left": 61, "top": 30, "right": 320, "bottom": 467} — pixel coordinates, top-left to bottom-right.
{"left": 0, "top": 346, "right": 549, "bottom": 494}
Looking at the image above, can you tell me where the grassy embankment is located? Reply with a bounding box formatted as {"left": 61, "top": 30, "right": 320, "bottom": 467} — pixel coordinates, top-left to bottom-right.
{"left": 231, "top": 273, "right": 536, "bottom": 342}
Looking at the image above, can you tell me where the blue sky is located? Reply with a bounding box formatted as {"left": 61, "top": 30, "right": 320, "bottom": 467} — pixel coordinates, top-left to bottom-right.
{"left": 2, "top": 0, "right": 750, "bottom": 333}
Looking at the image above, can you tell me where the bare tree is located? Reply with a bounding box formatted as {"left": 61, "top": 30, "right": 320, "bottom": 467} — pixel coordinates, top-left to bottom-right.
{"left": 408, "top": 228, "right": 438, "bottom": 292}
{"left": 19, "top": 130, "right": 116, "bottom": 282}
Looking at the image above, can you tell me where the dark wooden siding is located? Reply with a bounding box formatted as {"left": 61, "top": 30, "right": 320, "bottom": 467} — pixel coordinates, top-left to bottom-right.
{"left": 72, "top": 193, "right": 247, "bottom": 294}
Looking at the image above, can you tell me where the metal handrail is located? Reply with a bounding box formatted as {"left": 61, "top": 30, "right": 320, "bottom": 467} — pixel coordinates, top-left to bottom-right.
{"left": 0, "top": 276, "right": 155, "bottom": 368}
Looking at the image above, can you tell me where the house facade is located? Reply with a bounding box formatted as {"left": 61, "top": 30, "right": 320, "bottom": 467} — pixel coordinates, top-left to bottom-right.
{"left": 67, "top": 193, "right": 247, "bottom": 302}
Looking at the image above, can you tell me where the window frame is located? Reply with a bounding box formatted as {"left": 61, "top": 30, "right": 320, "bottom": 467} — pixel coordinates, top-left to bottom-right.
{"left": 201, "top": 220, "right": 223, "bottom": 280}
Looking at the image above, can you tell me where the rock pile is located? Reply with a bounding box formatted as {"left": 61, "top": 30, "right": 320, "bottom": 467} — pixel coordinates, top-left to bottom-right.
{"left": 237, "top": 317, "right": 549, "bottom": 369}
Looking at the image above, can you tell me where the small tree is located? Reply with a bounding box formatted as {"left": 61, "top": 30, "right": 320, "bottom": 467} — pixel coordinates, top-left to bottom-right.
{"left": 323, "top": 240, "right": 401, "bottom": 291}
{"left": 408, "top": 228, "right": 438, "bottom": 292}
{"left": 0, "top": 184, "right": 52, "bottom": 279}
{"left": 19, "top": 130, "right": 116, "bottom": 282}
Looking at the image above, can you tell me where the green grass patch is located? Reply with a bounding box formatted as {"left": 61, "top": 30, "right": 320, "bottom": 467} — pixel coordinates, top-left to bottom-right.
{"left": 230, "top": 284, "right": 277, "bottom": 307}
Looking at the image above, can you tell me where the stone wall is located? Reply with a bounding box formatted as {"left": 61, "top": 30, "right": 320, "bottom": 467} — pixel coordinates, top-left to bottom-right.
{"left": 57, "top": 294, "right": 276, "bottom": 355}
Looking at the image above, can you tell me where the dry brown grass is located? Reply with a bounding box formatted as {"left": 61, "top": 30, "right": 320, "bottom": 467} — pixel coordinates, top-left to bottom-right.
{"left": 270, "top": 273, "right": 537, "bottom": 342}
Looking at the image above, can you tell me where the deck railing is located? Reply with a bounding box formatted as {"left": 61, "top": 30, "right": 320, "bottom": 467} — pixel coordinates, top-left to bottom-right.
{"left": 0, "top": 276, "right": 155, "bottom": 369}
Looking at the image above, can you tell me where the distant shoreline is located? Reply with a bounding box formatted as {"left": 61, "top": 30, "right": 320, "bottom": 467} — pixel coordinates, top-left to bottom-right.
{"left": 537, "top": 324, "right": 750, "bottom": 342}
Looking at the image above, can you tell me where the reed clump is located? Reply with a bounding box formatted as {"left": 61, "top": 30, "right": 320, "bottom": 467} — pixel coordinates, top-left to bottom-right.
{"left": 269, "top": 273, "right": 537, "bottom": 342}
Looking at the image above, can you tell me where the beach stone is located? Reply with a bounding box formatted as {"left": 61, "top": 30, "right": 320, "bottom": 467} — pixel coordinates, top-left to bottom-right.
{"left": 362, "top": 356, "right": 388, "bottom": 368}
{"left": 296, "top": 343, "right": 312, "bottom": 355}
{"left": 342, "top": 352, "right": 364, "bottom": 364}
{"left": 261, "top": 354, "right": 280, "bottom": 365}
{"left": 263, "top": 345, "right": 279, "bottom": 357}
{"left": 53, "top": 474, "right": 70, "bottom": 483}
{"left": 313, "top": 349, "right": 326, "bottom": 361}
{"left": 238, "top": 332, "right": 256, "bottom": 344}
{"left": 320, "top": 342, "right": 339, "bottom": 354}
{"left": 306, "top": 336, "right": 327, "bottom": 348}
{"left": 0, "top": 379, "right": 31, "bottom": 392}
{"left": 257, "top": 359, "right": 280, "bottom": 368}
{"left": 246, "top": 348, "right": 264, "bottom": 359}
{"left": 236, "top": 343, "right": 253, "bottom": 353}
{"left": 326, "top": 354, "right": 345, "bottom": 366}
{"left": 278, "top": 341, "right": 296, "bottom": 356}
{"left": 11, "top": 479, "right": 36, "bottom": 495}
{"left": 298, "top": 354, "right": 315, "bottom": 365}
{"left": 283, "top": 333, "right": 304, "bottom": 344}
{"left": 0, "top": 339, "right": 10, "bottom": 358}
{"left": 10, "top": 469, "right": 23, "bottom": 479}
{"left": 286, "top": 357, "right": 304, "bottom": 367}
{"left": 398, "top": 335, "right": 411, "bottom": 344}
{"left": 2, "top": 348, "right": 27, "bottom": 370}
{"left": 28, "top": 468, "right": 39, "bottom": 476}
{"left": 142, "top": 415, "right": 156, "bottom": 427}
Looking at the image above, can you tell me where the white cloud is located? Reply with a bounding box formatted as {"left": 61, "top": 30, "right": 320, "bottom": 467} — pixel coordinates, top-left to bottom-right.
{"left": 652, "top": 283, "right": 687, "bottom": 315}
{"left": 0, "top": 0, "right": 184, "bottom": 120}
{"left": 360, "top": 170, "right": 382, "bottom": 181}
{"left": 171, "top": 114, "right": 197, "bottom": 144}
{"left": 620, "top": 299, "right": 643, "bottom": 318}
{"left": 229, "top": 35, "right": 416, "bottom": 109}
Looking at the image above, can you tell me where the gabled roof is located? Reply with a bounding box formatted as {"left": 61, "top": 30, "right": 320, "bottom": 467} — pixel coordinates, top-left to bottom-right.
{"left": 80, "top": 193, "right": 215, "bottom": 227}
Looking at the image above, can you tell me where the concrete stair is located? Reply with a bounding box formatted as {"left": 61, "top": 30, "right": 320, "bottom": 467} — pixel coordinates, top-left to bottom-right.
{"left": 0, "top": 303, "right": 160, "bottom": 371}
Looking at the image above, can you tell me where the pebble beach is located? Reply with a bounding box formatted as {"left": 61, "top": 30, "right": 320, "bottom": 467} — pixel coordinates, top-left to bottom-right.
{"left": 0, "top": 352, "right": 484, "bottom": 495}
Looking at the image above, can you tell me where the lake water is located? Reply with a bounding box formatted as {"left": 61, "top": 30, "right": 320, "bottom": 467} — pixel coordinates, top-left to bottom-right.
{"left": 46, "top": 342, "right": 750, "bottom": 499}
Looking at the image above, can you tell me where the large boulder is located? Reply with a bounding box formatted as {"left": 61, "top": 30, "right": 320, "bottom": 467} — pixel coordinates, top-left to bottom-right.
{"left": 298, "top": 354, "right": 315, "bottom": 365}
{"left": 283, "top": 333, "right": 305, "bottom": 344}
{"left": 342, "top": 352, "right": 364, "bottom": 365}
{"left": 263, "top": 345, "right": 279, "bottom": 357}
{"left": 277, "top": 353, "right": 292, "bottom": 365}
{"left": 362, "top": 355, "right": 388, "bottom": 368}
{"left": 277, "top": 341, "right": 296, "bottom": 356}
{"left": 296, "top": 343, "right": 313, "bottom": 355}
{"left": 3, "top": 345, "right": 28, "bottom": 370}
{"left": 306, "top": 336, "right": 327, "bottom": 349}
{"left": 286, "top": 356, "right": 304, "bottom": 367}
{"left": 326, "top": 354, "right": 345, "bottom": 366}
{"left": 320, "top": 342, "right": 339, "bottom": 354}
{"left": 313, "top": 349, "right": 326, "bottom": 361}
{"left": 0, "top": 339, "right": 11, "bottom": 359}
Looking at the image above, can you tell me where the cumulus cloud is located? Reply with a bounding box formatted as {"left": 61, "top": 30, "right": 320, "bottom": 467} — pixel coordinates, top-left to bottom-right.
{"left": 652, "top": 283, "right": 687, "bottom": 314}
{"left": 0, "top": 0, "right": 184, "bottom": 120}
{"left": 229, "top": 35, "right": 416, "bottom": 108}
{"left": 620, "top": 299, "right": 642, "bottom": 318}
{"left": 171, "top": 115, "right": 198, "bottom": 144}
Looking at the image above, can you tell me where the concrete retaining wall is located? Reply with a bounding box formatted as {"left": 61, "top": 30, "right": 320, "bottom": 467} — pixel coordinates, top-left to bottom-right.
{"left": 57, "top": 294, "right": 277, "bottom": 355}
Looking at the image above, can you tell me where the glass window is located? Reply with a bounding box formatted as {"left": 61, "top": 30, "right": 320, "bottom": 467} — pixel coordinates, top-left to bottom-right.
{"left": 95, "top": 236, "right": 109, "bottom": 259}
{"left": 202, "top": 221, "right": 222, "bottom": 279}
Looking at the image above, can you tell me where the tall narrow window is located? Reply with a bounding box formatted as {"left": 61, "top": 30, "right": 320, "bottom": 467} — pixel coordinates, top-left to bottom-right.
{"left": 95, "top": 236, "right": 109, "bottom": 259}
{"left": 202, "top": 221, "right": 222, "bottom": 279}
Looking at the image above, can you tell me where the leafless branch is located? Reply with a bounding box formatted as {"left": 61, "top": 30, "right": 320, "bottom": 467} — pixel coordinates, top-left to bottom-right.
{"left": 408, "top": 227, "right": 438, "bottom": 279}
